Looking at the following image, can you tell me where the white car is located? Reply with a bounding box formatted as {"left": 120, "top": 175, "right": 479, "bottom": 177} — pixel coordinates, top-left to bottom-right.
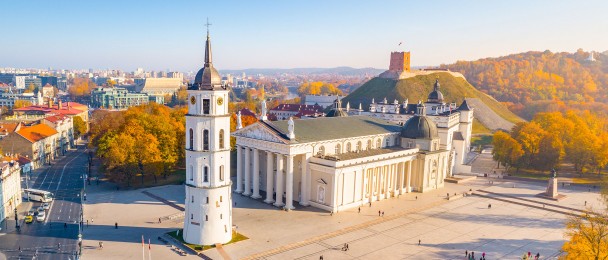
{"left": 42, "top": 203, "right": 50, "bottom": 210}
{"left": 36, "top": 211, "right": 46, "bottom": 222}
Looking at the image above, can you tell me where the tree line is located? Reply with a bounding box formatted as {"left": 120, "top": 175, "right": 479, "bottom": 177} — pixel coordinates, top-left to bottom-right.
{"left": 492, "top": 110, "right": 608, "bottom": 174}
{"left": 90, "top": 103, "right": 186, "bottom": 186}
{"left": 443, "top": 49, "right": 608, "bottom": 119}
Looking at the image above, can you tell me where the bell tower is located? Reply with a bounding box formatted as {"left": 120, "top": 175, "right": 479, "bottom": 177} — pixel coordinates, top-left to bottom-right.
{"left": 183, "top": 22, "right": 233, "bottom": 245}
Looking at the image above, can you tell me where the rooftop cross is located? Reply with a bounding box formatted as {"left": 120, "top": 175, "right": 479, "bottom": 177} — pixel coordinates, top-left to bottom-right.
{"left": 205, "top": 18, "right": 212, "bottom": 36}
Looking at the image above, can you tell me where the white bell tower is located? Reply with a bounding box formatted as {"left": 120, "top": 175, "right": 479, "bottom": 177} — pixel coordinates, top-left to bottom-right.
{"left": 183, "top": 23, "right": 233, "bottom": 245}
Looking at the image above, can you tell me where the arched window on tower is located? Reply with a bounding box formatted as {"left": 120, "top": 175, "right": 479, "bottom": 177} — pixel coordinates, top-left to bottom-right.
{"left": 203, "top": 129, "right": 209, "bottom": 151}
{"left": 189, "top": 128, "right": 194, "bottom": 150}
{"left": 356, "top": 141, "right": 362, "bottom": 152}
{"left": 219, "top": 129, "right": 225, "bottom": 149}
{"left": 346, "top": 142, "right": 352, "bottom": 152}
{"left": 385, "top": 138, "right": 390, "bottom": 147}
{"left": 189, "top": 165, "right": 193, "bottom": 181}
{"left": 203, "top": 166, "right": 209, "bottom": 182}
{"left": 219, "top": 165, "right": 224, "bottom": 181}
{"left": 367, "top": 140, "right": 372, "bottom": 150}
{"left": 335, "top": 144, "right": 341, "bottom": 155}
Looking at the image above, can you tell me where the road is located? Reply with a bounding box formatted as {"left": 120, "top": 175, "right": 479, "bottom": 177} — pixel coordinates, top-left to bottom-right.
{"left": 0, "top": 145, "right": 88, "bottom": 260}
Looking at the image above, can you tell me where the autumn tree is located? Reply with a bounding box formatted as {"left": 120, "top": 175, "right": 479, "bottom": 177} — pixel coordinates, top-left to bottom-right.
{"left": 24, "top": 83, "right": 36, "bottom": 94}
{"left": 68, "top": 78, "right": 96, "bottom": 100}
{"left": 491, "top": 131, "right": 523, "bottom": 171}
{"left": 297, "top": 82, "right": 343, "bottom": 96}
{"left": 230, "top": 112, "right": 258, "bottom": 149}
{"left": 562, "top": 210, "right": 608, "bottom": 259}
{"left": 13, "top": 100, "right": 32, "bottom": 109}
{"left": 72, "top": 116, "right": 87, "bottom": 139}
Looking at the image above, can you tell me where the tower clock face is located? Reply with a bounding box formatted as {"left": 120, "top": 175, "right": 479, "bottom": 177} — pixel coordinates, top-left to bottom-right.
{"left": 190, "top": 96, "right": 196, "bottom": 105}
{"left": 217, "top": 97, "right": 224, "bottom": 105}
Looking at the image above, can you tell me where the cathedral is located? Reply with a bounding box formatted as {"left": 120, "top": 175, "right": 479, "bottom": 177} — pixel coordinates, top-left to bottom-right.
{"left": 232, "top": 81, "right": 474, "bottom": 213}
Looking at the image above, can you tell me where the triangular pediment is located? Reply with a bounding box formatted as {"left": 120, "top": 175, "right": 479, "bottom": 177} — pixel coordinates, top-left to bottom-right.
{"left": 232, "top": 123, "right": 288, "bottom": 144}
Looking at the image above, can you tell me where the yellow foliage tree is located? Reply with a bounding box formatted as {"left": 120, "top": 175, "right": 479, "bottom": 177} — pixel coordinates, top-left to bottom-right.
{"left": 562, "top": 210, "right": 608, "bottom": 260}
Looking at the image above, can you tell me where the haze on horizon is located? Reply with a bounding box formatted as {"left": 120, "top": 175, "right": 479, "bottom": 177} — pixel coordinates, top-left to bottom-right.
{"left": 2, "top": 0, "right": 607, "bottom": 72}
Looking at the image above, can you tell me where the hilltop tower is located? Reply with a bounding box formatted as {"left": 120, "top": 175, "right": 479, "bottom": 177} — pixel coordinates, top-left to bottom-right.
{"left": 389, "top": 51, "right": 411, "bottom": 72}
{"left": 183, "top": 27, "right": 233, "bottom": 245}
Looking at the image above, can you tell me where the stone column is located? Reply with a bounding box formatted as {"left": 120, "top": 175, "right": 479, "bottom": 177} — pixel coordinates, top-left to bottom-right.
{"left": 398, "top": 162, "right": 405, "bottom": 195}
{"left": 285, "top": 155, "right": 295, "bottom": 210}
{"left": 264, "top": 151, "right": 274, "bottom": 204}
{"left": 274, "top": 154, "right": 285, "bottom": 207}
{"left": 243, "top": 147, "right": 252, "bottom": 196}
{"left": 384, "top": 165, "right": 390, "bottom": 199}
{"left": 299, "top": 154, "right": 310, "bottom": 206}
{"left": 406, "top": 160, "right": 412, "bottom": 193}
{"left": 235, "top": 145, "right": 243, "bottom": 193}
{"left": 391, "top": 164, "right": 397, "bottom": 196}
{"left": 376, "top": 167, "right": 382, "bottom": 201}
{"left": 252, "top": 148, "right": 261, "bottom": 199}
{"left": 368, "top": 170, "right": 374, "bottom": 203}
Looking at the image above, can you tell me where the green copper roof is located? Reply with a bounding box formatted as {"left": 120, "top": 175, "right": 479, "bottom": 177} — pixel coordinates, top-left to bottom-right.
{"left": 265, "top": 116, "right": 401, "bottom": 143}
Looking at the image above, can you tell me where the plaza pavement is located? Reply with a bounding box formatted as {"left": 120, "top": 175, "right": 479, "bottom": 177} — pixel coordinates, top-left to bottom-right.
{"left": 81, "top": 153, "right": 603, "bottom": 260}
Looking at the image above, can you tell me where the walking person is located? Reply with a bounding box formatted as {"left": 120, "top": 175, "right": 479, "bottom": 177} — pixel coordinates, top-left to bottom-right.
{"left": 115, "top": 222, "right": 118, "bottom": 229}
{"left": 465, "top": 250, "right": 468, "bottom": 257}
{"left": 86, "top": 220, "right": 89, "bottom": 227}
{"left": 358, "top": 207, "right": 361, "bottom": 213}
{"left": 418, "top": 239, "right": 421, "bottom": 245}
{"left": 64, "top": 223, "right": 67, "bottom": 229}
{"left": 346, "top": 243, "right": 349, "bottom": 251}
{"left": 99, "top": 241, "right": 103, "bottom": 249}
{"left": 378, "top": 210, "right": 381, "bottom": 216}
{"left": 382, "top": 211, "right": 384, "bottom": 217}
{"left": 158, "top": 218, "right": 162, "bottom": 224}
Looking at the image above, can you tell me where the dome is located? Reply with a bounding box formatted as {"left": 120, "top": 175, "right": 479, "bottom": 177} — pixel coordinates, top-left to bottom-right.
{"left": 427, "top": 79, "right": 444, "bottom": 103}
{"left": 401, "top": 115, "right": 438, "bottom": 139}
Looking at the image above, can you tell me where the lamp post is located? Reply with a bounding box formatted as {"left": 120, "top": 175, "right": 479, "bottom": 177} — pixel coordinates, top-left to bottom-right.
{"left": 14, "top": 208, "right": 18, "bottom": 229}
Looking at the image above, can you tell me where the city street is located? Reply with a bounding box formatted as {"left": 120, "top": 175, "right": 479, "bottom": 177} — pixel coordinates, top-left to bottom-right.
{"left": 0, "top": 145, "right": 88, "bottom": 260}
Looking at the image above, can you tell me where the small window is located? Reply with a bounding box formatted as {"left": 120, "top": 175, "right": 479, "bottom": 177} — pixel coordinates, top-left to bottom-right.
{"left": 346, "top": 143, "right": 352, "bottom": 152}
{"left": 189, "top": 165, "right": 193, "bottom": 181}
{"left": 356, "top": 141, "right": 362, "bottom": 152}
{"left": 220, "top": 214, "right": 223, "bottom": 219}
{"left": 205, "top": 215, "right": 208, "bottom": 221}
{"left": 335, "top": 144, "right": 341, "bottom": 155}
{"left": 189, "top": 128, "right": 194, "bottom": 149}
{"left": 318, "top": 146, "right": 325, "bottom": 155}
{"left": 220, "top": 165, "right": 224, "bottom": 181}
{"left": 203, "top": 129, "right": 209, "bottom": 151}
{"left": 191, "top": 196, "right": 194, "bottom": 203}
{"left": 220, "top": 196, "right": 223, "bottom": 202}
{"left": 219, "top": 129, "right": 225, "bottom": 149}
{"left": 204, "top": 166, "right": 209, "bottom": 182}
{"left": 367, "top": 140, "right": 372, "bottom": 150}
{"left": 377, "top": 139, "right": 381, "bottom": 148}
{"left": 191, "top": 214, "right": 193, "bottom": 219}
{"left": 203, "top": 99, "right": 210, "bottom": 114}
{"left": 386, "top": 139, "right": 390, "bottom": 147}
{"left": 225, "top": 225, "right": 227, "bottom": 233}
{"left": 206, "top": 197, "right": 209, "bottom": 204}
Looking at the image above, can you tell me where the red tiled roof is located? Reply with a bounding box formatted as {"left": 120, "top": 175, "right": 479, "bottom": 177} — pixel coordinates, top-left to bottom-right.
{"left": 239, "top": 108, "right": 257, "bottom": 117}
{"left": 16, "top": 124, "right": 58, "bottom": 143}
{"left": 0, "top": 123, "right": 21, "bottom": 134}
{"left": 44, "top": 114, "right": 68, "bottom": 123}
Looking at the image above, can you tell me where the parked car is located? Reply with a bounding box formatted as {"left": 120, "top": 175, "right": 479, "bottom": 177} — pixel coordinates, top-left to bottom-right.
{"left": 37, "top": 206, "right": 44, "bottom": 213}
{"left": 27, "top": 209, "right": 36, "bottom": 216}
{"left": 42, "top": 203, "right": 50, "bottom": 210}
{"left": 25, "top": 215, "right": 34, "bottom": 224}
{"left": 36, "top": 211, "right": 46, "bottom": 222}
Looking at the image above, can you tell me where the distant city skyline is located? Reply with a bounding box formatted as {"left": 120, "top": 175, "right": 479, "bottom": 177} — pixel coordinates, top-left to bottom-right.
{"left": 2, "top": 0, "right": 607, "bottom": 72}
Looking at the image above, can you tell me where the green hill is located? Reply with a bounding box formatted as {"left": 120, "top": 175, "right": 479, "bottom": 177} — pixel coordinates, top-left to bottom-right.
{"left": 341, "top": 72, "right": 523, "bottom": 131}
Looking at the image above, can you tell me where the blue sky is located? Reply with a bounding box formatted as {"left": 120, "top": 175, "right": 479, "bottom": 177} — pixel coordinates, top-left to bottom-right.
{"left": 2, "top": 0, "right": 607, "bottom": 71}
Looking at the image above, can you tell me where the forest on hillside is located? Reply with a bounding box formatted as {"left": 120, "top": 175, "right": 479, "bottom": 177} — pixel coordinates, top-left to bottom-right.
{"left": 442, "top": 49, "right": 608, "bottom": 119}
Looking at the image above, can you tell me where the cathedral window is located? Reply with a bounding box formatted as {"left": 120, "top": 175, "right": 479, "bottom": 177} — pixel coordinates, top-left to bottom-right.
{"left": 220, "top": 214, "right": 223, "bottom": 219}
{"left": 220, "top": 165, "right": 224, "bottom": 181}
{"left": 220, "top": 196, "right": 223, "bottom": 202}
{"left": 356, "top": 141, "right": 362, "bottom": 152}
{"left": 203, "top": 166, "right": 209, "bottom": 182}
{"left": 206, "top": 197, "right": 209, "bottom": 204}
{"left": 376, "top": 139, "right": 381, "bottom": 148}
{"left": 335, "top": 144, "right": 341, "bottom": 155}
{"left": 346, "top": 143, "right": 352, "bottom": 152}
{"left": 219, "top": 129, "right": 225, "bottom": 149}
{"left": 203, "top": 99, "right": 210, "bottom": 114}
{"left": 386, "top": 138, "right": 390, "bottom": 147}
{"left": 189, "top": 128, "right": 193, "bottom": 150}
{"left": 318, "top": 146, "right": 325, "bottom": 156}
{"left": 203, "top": 129, "right": 209, "bottom": 151}
{"left": 189, "top": 165, "right": 193, "bottom": 181}
{"left": 191, "top": 214, "right": 193, "bottom": 219}
{"left": 205, "top": 215, "right": 208, "bottom": 221}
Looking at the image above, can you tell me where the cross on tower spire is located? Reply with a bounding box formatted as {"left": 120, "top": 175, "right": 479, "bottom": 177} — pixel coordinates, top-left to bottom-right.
{"left": 205, "top": 18, "right": 212, "bottom": 37}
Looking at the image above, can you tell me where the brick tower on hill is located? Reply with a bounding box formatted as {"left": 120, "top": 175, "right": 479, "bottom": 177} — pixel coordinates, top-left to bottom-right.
{"left": 389, "top": 52, "right": 411, "bottom": 72}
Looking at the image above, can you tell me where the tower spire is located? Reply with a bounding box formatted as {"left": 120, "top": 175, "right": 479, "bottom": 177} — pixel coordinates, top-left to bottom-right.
{"left": 204, "top": 18, "right": 212, "bottom": 65}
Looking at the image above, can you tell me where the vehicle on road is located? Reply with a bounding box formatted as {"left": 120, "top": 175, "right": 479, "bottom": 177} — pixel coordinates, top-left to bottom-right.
{"left": 27, "top": 209, "right": 35, "bottom": 216}
{"left": 42, "top": 203, "right": 50, "bottom": 210}
{"left": 37, "top": 206, "right": 44, "bottom": 213}
{"left": 23, "top": 189, "right": 54, "bottom": 203}
{"left": 36, "top": 211, "right": 46, "bottom": 222}
{"left": 25, "top": 215, "right": 33, "bottom": 224}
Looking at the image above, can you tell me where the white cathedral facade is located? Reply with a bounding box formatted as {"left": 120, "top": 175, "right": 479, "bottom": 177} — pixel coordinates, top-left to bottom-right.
{"left": 183, "top": 30, "right": 233, "bottom": 245}
{"left": 232, "top": 80, "right": 474, "bottom": 213}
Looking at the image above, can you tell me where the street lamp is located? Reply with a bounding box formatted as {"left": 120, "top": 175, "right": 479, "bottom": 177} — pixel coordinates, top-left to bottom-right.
{"left": 14, "top": 208, "right": 18, "bottom": 229}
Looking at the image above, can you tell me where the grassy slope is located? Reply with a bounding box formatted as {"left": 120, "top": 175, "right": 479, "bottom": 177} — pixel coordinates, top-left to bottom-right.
{"left": 342, "top": 72, "right": 523, "bottom": 127}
